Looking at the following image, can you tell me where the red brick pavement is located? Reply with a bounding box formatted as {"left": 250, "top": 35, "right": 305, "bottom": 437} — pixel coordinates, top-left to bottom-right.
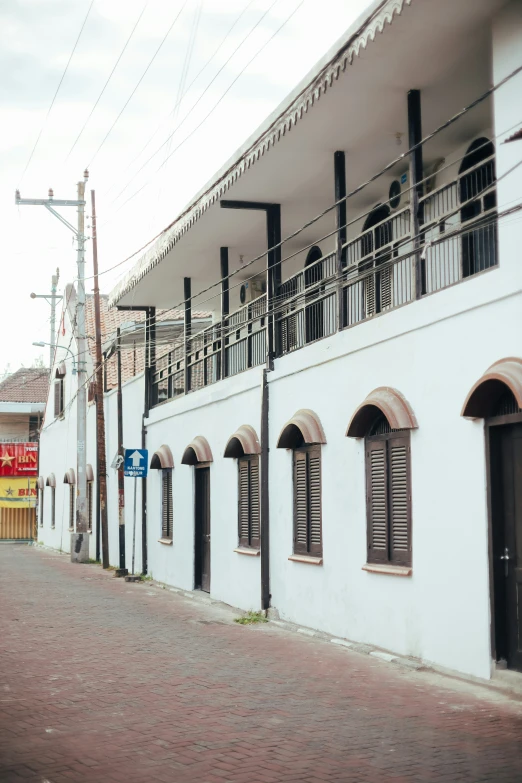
{"left": 1, "top": 545, "right": 522, "bottom": 783}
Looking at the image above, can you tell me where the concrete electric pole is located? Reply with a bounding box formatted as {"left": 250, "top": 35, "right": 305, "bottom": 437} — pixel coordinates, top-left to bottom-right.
{"left": 30, "top": 269, "right": 62, "bottom": 369}
{"left": 16, "top": 173, "right": 90, "bottom": 563}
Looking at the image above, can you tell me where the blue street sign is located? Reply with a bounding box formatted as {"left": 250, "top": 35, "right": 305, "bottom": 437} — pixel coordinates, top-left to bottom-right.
{"left": 124, "top": 448, "right": 148, "bottom": 478}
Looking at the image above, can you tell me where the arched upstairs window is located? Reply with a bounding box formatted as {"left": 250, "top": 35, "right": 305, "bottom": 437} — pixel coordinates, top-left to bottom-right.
{"left": 459, "top": 137, "right": 497, "bottom": 277}
{"left": 54, "top": 362, "right": 66, "bottom": 418}
{"left": 63, "top": 469, "right": 76, "bottom": 531}
{"left": 277, "top": 410, "right": 326, "bottom": 561}
{"left": 150, "top": 446, "right": 175, "bottom": 542}
{"left": 46, "top": 474, "right": 56, "bottom": 529}
{"left": 361, "top": 204, "right": 393, "bottom": 317}
{"left": 347, "top": 388, "right": 418, "bottom": 571}
{"left": 304, "top": 246, "right": 324, "bottom": 343}
{"left": 224, "top": 425, "right": 261, "bottom": 551}
{"left": 461, "top": 358, "right": 522, "bottom": 421}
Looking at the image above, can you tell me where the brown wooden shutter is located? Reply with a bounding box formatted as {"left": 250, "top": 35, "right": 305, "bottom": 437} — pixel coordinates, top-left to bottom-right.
{"left": 293, "top": 450, "right": 308, "bottom": 554}
{"left": 51, "top": 487, "right": 56, "bottom": 528}
{"left": 380, "top": 267, "right": 393, "bottom": 311}
{"left": 389, "top": 435, "right": 411, "bottom": 566}
{"left": 54, "top": 381, "right": 63, "bottom": 417}
{"left": 69, "top": 485, "right": 75, "bottom": 530}
{"left": 249, "top": 457, "right": 260, "bottom": 548}
{"left": 39, "top": 489, "right": 44, "bottom": 527}
{"left": 162, "top": 469, "right": 173, "bottom": 539}
{"left": 366, "top": 439, "right": 388, "bottom": 563}
{"left": 308, "top": 447, "right": 322, "bottom": 555}
{"left": 87, "top": 482, "right": 93, "bottom": 532}
{"left": 238, "top": 458, "right": 250, "bottom": 547}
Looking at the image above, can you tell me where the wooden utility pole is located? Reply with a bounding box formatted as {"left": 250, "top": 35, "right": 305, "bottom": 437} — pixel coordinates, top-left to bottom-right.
{"left": 91, "top": 190, "right": 110, "bottom": 568}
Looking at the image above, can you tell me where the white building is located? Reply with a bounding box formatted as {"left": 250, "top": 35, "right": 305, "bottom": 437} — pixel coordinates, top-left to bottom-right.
{"left": 39, "top": 0, "right": 522, "bottom": 681}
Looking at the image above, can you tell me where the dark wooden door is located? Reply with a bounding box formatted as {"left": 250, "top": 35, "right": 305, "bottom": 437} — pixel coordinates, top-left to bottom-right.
{"left": 195, "top": 467, "right": 211, "bottom": 593}
{"left": 491, "top": 423, "right": 522, "bottom": 672}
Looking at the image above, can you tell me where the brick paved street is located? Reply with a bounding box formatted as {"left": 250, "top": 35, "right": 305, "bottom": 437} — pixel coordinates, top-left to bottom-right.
{"left": 1, "top": 545, "right": 522, "bottom": 783}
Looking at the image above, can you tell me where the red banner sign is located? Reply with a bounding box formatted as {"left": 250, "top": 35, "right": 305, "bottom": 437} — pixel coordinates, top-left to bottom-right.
{"left": 0, "top": 443, "right": 39, "bottom": 477}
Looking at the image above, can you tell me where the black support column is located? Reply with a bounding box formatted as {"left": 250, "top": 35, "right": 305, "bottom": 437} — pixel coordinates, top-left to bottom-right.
{"left": 407, "top": 89, "right": 425, "bottom": 299}
{"left": 220, "top": 247, "right": 229, "bottom": 380}
{"left": 184, "top": 277, "right": 191, "bottom": 393}
{"left": 334, "top": 151, "right": 347, "bottom": 330}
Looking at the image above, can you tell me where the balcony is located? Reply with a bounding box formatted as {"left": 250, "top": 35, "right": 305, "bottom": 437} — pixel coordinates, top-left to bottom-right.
{"left": 150, "top": 153, "right": 497, "bottom": 408}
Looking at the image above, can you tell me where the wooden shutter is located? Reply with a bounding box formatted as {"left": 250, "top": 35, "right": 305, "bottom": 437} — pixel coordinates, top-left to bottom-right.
{"left": 365, "top": 270, "right": 376, "bottom": 317}
{"left": 366, "top": 439, "right": 388, "bottom": 563}
{"left": 161, "top": 469, "right": 173, "bottom": 539}
{"left": 308, "top": 447, "right": 322, "bottom": 555}
{"left": 51, "top": 487, "right": 56, "bottom": 528}
{"left": 69, "top": 485, "right": 75, "bottom": 530}
{"left": 249, "top": 457, "right": 260, "bottom": 548}
{"left": 87, "top": 482, "right": 93, "bottom": 532}
{"left": 380, "top": 266, "right": 393, "bottom": 311}
{"left": 39, "top": 489, "right": 44, "bottom": 527}
{"left": 293, "top": 450, "right": 308, "bottom": 554}
{"left": 238, "top": 458, "right": 250, "bottom": 547}
{"left": 54, "top": 380, "right": 63, "bottom": 417}
{"left": 389, "top": 435, "right": 411, "bottom": 566}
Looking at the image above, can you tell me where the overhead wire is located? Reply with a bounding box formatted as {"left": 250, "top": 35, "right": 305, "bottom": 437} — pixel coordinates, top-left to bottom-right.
{"left": 88, "top": 0, "right": 191, "bottom": 168}
{"left": 102, "top": 0, "right": 283, "bottom": 212}
{"left": 65, "top": 1, "right": 150, "bottom": 163}
{"left": 102, "top": 0, "right": 258, "bottom": 199}
{"left": 18, "top": 0, "right": 95, "bottom": 185}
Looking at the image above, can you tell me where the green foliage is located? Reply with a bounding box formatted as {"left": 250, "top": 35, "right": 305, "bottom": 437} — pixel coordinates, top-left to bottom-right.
{"left": 234, "top": 611, "right": 268, "bottom": 625}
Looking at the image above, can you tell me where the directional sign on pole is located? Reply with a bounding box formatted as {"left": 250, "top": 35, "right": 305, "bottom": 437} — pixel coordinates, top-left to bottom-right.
{"left": 124, "top": 448, "right": 148, "bottom": 478}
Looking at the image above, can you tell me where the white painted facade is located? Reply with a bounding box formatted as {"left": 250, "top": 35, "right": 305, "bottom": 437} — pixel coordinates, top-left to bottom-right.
{"left": 38, "top": 0, "right": 522, "bottom": 680}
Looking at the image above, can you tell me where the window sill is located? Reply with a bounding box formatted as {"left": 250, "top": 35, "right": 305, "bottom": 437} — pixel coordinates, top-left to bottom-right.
{"left": 234, "top": 547, "right": 260, "bottom": 557}
{"left": 158, "top": 537, "right": 173, "bottom": 546}
{"left": 288, "top": 554, "right": 323, "bottom": 566}
{"left": 362, "top": 563, "right": 412, "bottom": 577}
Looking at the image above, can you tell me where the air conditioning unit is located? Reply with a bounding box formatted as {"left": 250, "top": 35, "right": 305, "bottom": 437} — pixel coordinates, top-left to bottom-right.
{"left": 388, "top": 171, "right": 411, "bottom": 212}
{"left": 240, "top": 277, "right": 266, "bottom": 305}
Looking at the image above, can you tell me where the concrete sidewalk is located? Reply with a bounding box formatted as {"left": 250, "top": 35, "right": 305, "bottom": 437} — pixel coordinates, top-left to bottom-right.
{"left": 1, "top": 544, "right": 521, "bottom": 783}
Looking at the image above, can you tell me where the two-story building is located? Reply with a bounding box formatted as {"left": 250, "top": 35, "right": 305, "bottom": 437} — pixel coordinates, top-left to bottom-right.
{"left": 39, "top": 0, "right": 522, "bottom": 680}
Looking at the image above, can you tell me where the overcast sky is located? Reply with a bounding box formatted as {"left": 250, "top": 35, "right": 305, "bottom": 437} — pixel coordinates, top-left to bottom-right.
{"left": 2, "top": 0, "right": 370, "bottom": 371}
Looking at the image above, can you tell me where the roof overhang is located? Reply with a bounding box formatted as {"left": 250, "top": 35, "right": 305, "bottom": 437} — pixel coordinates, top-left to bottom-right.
{"left": 0, "top": 402, "right": 45, "bottom": 414}
{"left": 277, "top": 409, "right": 326, "bottom": 449}
{"left": 181, "top": 436, "right": 213, "bottom": 465}
{"left": 346, "top": 387, "right": 418, "bottom": 437}
{"left": 224, "top": 425, "right": 261, "bottom": 458}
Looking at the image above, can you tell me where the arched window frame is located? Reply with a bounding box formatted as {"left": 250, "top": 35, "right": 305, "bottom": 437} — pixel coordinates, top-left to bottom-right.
{"left": 224, "top": 425, "right": 261, "bottom": 552}
{"left": 150, "top": 446, "right": 175, "bottom": 543}
{"left": 46, "top": 474, "right": 56, "bottom": 529}
{"left": 63, "top": 469, "right": 76, "bottom": 531}
{"left": 54, "top": 362, "right": 66, "bottom": 418}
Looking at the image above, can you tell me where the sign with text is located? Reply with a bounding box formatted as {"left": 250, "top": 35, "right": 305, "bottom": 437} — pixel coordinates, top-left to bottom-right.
{"left": 0, "top": 443, "right": 38, "bottom": 477}
{"left": 0, "top": 478, "right": 37, "bottom": 507}
{"left": 124, "top": 449, "right": 148, "bottom": 478}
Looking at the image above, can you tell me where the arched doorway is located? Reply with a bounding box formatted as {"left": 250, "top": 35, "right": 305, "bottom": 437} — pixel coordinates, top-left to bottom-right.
{"left": 462, "top": 358, "right": 522, "bottom": 671}
{"left": 361, "top": 204, "right": 393, "bottom": 317}
{"left": 304, "top": 245, "right": 324, "bottom": 343}
{"left": 459, "top": 138, "right": 497, "bottom": 277}
{"left": 182, "top": 437, "right": 213, "bottom": 593}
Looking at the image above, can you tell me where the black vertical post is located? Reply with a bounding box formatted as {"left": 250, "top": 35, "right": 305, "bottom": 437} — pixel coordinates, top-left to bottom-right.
{"left": 266, "top": 205, "right": 281, "bottom": 369}
{"left": 184, "top": 277, "right": 191, "bottom": 393}
{"left": 141, "top": 309, "right": 151, "bottom": 576}
{"left": 407, "top": 89, "right": 424, "bottom": 299}
{"left": 220, "top": 248, "right": 229, "bottom": 380}
{"left": 116, "top": 328, "right": 127, "bottom": 574}
{"left": 334, "top": 151, "right": 347, "bottom": 331}
{"left": 260, "top": 368, "right": 270, "bottom": 610}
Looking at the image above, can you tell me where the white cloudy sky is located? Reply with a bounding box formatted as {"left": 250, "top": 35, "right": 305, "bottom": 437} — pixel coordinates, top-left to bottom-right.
{"left": 3, "top": 0, "right": 370, "bottom": 371}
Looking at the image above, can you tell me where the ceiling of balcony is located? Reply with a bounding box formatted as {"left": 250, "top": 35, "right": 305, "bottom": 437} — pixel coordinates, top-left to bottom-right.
{"left": 113, "top": 0, "right": 509, "bottom": 315}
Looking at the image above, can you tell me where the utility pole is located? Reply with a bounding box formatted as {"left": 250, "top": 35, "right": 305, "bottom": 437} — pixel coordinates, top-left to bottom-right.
{"left": 16, "top": 173, "right": 90, "bottom": 563}
{"left": 91, "top": 190, "right": 110, "bottom": 568}
{"left": 116, "top": 327, "right": 127, "bottom": 576}
{"left": 30, "top": 269, "right": 62, "bottom": 369}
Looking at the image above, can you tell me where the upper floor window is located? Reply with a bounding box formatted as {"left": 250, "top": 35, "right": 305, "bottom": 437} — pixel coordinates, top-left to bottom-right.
{"left": 459, "top": 137, "right": 497, "bottom": 277}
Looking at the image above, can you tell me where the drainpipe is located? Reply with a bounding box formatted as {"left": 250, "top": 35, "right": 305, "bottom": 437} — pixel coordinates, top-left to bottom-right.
{"left": 260, "top": 370, "right": 270, "bottom": 611}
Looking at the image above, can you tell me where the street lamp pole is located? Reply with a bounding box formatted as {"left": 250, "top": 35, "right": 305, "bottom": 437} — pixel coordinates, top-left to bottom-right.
{"left": 30, "top": 269, "right": 62, "bottom": 369}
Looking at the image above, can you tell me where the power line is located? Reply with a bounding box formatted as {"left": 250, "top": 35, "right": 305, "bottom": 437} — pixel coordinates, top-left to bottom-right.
{"left": 104, "top": 0, "right": 282, "bottom": 211}
{"left": 88, "top": 0, "right": 191, "bottom": 167}
{"left": 102, "top": 0, "right": 257, "bottom": 200}
{"left": 65, "top": 1, "right": 149, "bottom": 162}
{"left": 18, "top": 0, "right": 95, "bottom": 185}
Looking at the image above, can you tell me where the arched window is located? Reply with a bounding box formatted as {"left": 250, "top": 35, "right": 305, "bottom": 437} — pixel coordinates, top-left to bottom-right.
{"left": 361, "top": 204, "right": 393, "bottom": 316}
{"left": 461, "top": 358, "right": 522, "bottom": 420}
{"left": 63, "top": 469, "right": 76, "bottom": 531}
{"left": 347, "top": 388, "right": 417, "bottom": 569}
{"left": 54, "top": 363, "right": 66, "bottom": 418}
{"left": 37, "top": 477, "right": 44, "bottom": 527}
{"left": 46, "top": 474, "right": 56, "bottom": 529}
{"left": 277, "top": 410, "right": 326, "bottom": 560}
{"left": 459, "top": 137, "right": 497, "bottom": 277}
{"left": 150, "top": 446, "right": 174, "bottom": 542}
{"left": 304, "top": 246, "right": 324, "bottom": 343}
{"left": 224, "top": 425, "right": 261, "bottom": 551}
